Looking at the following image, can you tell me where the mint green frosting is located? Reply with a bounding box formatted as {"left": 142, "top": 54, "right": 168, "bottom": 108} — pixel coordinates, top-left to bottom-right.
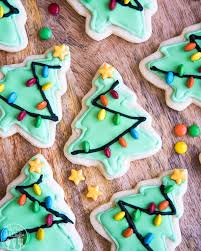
{"left": 97, "top": 174, "right": 186, "bottom": 251}
{"left": 0, "top": 1, "right": 25, "bottom": 49}
{"left": 67, "top": 66, "right": 161, "bottom": 178}
{"left": 0, "top": 155, "right": 81, "bottom": 251}
{"left": 80, "top": 0, "right": 155, "bottom": 39}
{"left": 0, "top": 48, "right": 70, "bottom": 145}
{"left": 147, "top": 30, "right": 201, "bottom": 104}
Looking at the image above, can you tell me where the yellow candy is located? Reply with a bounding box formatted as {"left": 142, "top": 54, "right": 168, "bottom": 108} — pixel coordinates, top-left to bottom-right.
{"left": 114, "top": 211, "right": 125, "bottom": 221}
{"left": 97, "top": 109, "right": 106, "bottom": 121}
{"left": 42, "top": 82, "right": 53, "bottom": 91}
{"left": 36, "top": 228, "right": 45, "bottom": 240}
{"left": 124, "top": 0, "right": 131, "bottom": 3}
{"left": 0, "top": 84, "right": 5, "bottom": 92}
{"left": 33, "top": 184, "right": 42, "bottom": 196}
{"left": 0, "top": 6, "right": 4, "bottom": 18}
{"left": 153, "top": 214, "right": 162, "bottom": 226}
{"left": 191, "top": 52, "right": 201, "bottom": 61}
{"left": 174, "top": 141, "right": 188, "bottom": 154}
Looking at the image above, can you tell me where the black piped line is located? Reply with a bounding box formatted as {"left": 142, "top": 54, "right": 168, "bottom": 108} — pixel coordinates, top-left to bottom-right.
{"left": 117, "top": 0, "right": 143, "bottom": 11}
{"left": 0, "top": 62, "right": 61, "bottom": 122}
{"left": 189, "top": 34, "right": 201, "bottom": 52}
{"left": 0, "top": 175, "right": 74, "bottom": 242}
{"left": 150, "top": 66, "right": 201, "bottom": 80}
{"left": 71, "top": 80, "right": 146, "bottom": 155}
{"left": 117, "top": 185, "right": 176, "bottom": 251}
{"left": 1, "top": 0, "right": 19, "bottom": 18}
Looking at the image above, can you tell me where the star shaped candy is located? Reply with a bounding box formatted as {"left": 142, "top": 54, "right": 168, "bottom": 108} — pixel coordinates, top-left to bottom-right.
{"left": 29, "top": 158, "right": 45, "bottom": 174}
{"left": 53, "top": 44, "right": 69, "bottom": 61}
{"left": 98, "top": 64, "right": 114, "bottom": 80}
{"left": 171, "top": 169, "right": 187, "bottom": 185}
{"left": 68, "top": 169, "right": 85, "bottom": 185}
{"left": 86, "top": 185, "right": 103, "bottom": 201}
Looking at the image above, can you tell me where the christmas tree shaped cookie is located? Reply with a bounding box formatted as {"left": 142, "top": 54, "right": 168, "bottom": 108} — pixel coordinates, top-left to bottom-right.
{"left": 67, "top": 0, "right": 157, "bottom": 43}
{"left": 140, "top": 22, "right": 201, "bottom": 111}
{"left": 65, "top": 63, "right": 161, "bottom": 179}
{"left": 0, "top": 0, "right": 28, "bottom": 52}
{"left": 0, "top": 154, "right": 83, "bottom": 251}
{"left": 91, "top": 169, "right": 188, "bottom": 251}
{"left": 0, "top": 44, "right": 70, "bottom": 147}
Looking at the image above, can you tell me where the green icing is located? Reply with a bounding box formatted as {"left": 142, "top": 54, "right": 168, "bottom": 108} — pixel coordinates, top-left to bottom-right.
{"left": 0, "top": 47, "right": 70, "bottom": 145}
{"left": 147, "top": 30, "right": 201, "bottom": 104}
{"left": 67, "top": 66, "right": 161, "bottom": 178}
{"left": 80, "top": 0, "right": 155, "bottom": 39}
{"left": 97, "top": 174, "right": 186, "bottom": 251}
{"left": 0, "top": 155, "right": 81, "bottom": 251}
{"left": 0, "top": 0, "right": 25, "bottom": 48}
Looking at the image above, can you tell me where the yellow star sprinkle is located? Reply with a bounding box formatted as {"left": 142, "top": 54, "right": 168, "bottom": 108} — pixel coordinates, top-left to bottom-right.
{"left": 29, "top": 158, "right": 44, "bottom": 174}
{"left": 68, "top": 169, "right": 85, "bottom": 185}
{"left": 170, "top": 169, "right": 186, "bottom": 185}
{"left": 53, "top": 44, "right": 69, "bottom": 61}
{"left": 98, "top": 64, "right": 114, "bottom": 80}
{"left": 86, "top": 185, "right": 103, "bottom": 201}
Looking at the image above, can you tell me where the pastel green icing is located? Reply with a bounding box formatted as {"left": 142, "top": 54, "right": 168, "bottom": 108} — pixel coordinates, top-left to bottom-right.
{"left": 147, "top": 30, "right": 201, "bottom": 104}
{"left": 0, "top": 1, "right": 24, "bottom": 48}
{"left": 67, "top": 67, "right": 161, "bottom": 178}
{"left": 0, "top": 49, "right": 70, "bottom": 145}
{"left": 97, "top": 175, "right": 186, "bottom": 251}
{"left": 0, "top": 155, "right": 79, "bottom": 251}
{"left": 80, "top": 0, "right": 155, "bottom": 39}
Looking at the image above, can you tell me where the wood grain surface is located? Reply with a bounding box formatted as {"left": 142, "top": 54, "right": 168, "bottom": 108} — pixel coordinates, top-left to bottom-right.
{"left": 0, "top": 0, "right": 201, "bottom": 250}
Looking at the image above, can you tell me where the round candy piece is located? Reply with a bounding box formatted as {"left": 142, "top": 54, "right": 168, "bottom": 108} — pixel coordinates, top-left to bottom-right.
{"left": 39, "top": 27, "right": 53, "bottom": 40}
{"left": 174, "top": 141, "right": 188, "bottom": 154}
{"left": 174, "top": 124, "right": 187, "bottom": 137}
{"left": 48, "top": 3, "right": 60, "bottom": 16}
{"left": 188, "top": 124, "right": 200, "bottom": 137}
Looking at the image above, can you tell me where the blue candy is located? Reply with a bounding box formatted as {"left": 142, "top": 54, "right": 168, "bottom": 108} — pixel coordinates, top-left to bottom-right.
{"left": 0, "top": 228, "right": 8, "bottom": 242}
{"left": 165, "top": 71, "right": 174, "bottom": 85}
{"left": 42, "top": 65, "right": 49, "bottom": 78}
{"left": 130, "top": 128, "right": 139, "bottom": 139}
{"left": 7, "top": 92, "right": 17, "bottom": 104}
{"left": 45, "top": 196, "right": 53, "bottom": 209}
{"left": 144, "top": 233, "right": 154, "bottom": 245}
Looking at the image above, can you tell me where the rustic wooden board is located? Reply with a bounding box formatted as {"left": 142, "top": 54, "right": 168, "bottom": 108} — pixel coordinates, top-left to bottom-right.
{"left": 0, "top": 0, "right": 201, "bottom": 250}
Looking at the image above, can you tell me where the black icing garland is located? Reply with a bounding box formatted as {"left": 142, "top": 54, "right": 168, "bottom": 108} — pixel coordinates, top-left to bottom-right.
{"left": 71, "top": 80, "right": 146, "bottom": 155}
{"left": 117, "top": 185, "right": 176, "bottom": 251}
{"left": 0, "top": 62, "right": 62, "bottom": 122}
{"left": 0, "top": 175, "right": 73, "bottom": 242}
{"left": 150, "top": 33, "right": 201, "bottom": 79}
{"left": 117, "top": 0, "right": 143, "bottom": 11}
{"left": 0, "top": 0, "right": 19, "bottom": 17}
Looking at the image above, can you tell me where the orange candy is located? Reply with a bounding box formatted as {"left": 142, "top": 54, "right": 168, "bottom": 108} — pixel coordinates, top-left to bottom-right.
{"left": 118, "top": 137, "right": 128, "bottom": 147}
{"left": 174, "top": 124, "right": 187, "bottom": 137}
{"left": 122, "top": 228, "right": 133, "bottom": 238}
{"left": 37, "top": 101, "right": 47, "bottom": 110}
{"left": 184, "top": 42, "right": 196, "bottom": 51}
{"left": 187, "top": 77, "right": 194, "bottom": 88}
{"left": 18, "top": 194, "right": 27, "bottom": 206}
{"left": 100, "top": 95, "right": 108, "bottom": 106}
{"left": 158, "top": 200, "right": 169, "bottom": 211}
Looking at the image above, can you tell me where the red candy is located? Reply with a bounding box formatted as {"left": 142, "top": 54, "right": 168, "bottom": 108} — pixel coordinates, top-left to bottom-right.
{"left": 109, "top": 0, "right": 117, "bottom": 10}
{"left": 17, "top": 111, "right": 27, "bottom": 121}
{"left": 104, "top": 147, "right": 111, "bottom": 158}
{"left": 148, "top": 202, "right": 156, "bottom": 214}
{"left": 110, "top": 89, "right": 119, "bottom": 99}
{"left": 48, "top": 3, "right": 60, "bottom": 16}
{"left": 26, "top": 78, "right": 37, "bottom": 87}
{"left": 46, "top": 214, "right": 53, "bottom": 226}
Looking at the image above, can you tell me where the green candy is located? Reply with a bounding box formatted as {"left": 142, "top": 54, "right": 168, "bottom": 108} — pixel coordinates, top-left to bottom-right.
{"left": 188, "top": 124, "right": 200, "bottom": 137}
{"left": 39, "top": 27, "right": 53, "bottom": 40}
{"left": 35, "top": 116, "right": 42, "bottom": 128}
{"left": 82, "top": 141, "right": 90, "bottom": 153}
{"left": 164, "top": 185, "right": 175, "bottom": 194}
{"left": 133, "top": 209, "right": 141, "bottom": 222}
{"left": 113, "top": 113, "right": 121, "bottom": 125}
{"left": 33, "top": 201, "right": 40, "bottom": 213}
{"left": 177, "top": 64, "right": 184, "bottom": 77}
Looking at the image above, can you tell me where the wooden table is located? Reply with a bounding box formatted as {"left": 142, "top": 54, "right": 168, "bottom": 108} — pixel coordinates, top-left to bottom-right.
{"left": 0, "top": 0, "right": 201, "bottom": 250}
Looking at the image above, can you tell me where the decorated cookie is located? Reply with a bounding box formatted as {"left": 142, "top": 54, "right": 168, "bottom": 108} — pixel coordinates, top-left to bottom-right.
{"left": 0, "top": 0, "right": 28, "bottom": 52}
{"left": 0, "top": 154, "right": 83, "bottom": 251}
{"left": 0, "top": 44, "right": 70, "bottom": 147}
{"left": 64, "top": 63, "right": 161, "bottom": 179}
{"left": 140, "top": 22, "right": 201, "bottom": 111}
{"left": 67, "top": 0, "right": 158, "bottom": 43}
{"left": 90, "top": 169, "right": 188, "bottom": 251}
